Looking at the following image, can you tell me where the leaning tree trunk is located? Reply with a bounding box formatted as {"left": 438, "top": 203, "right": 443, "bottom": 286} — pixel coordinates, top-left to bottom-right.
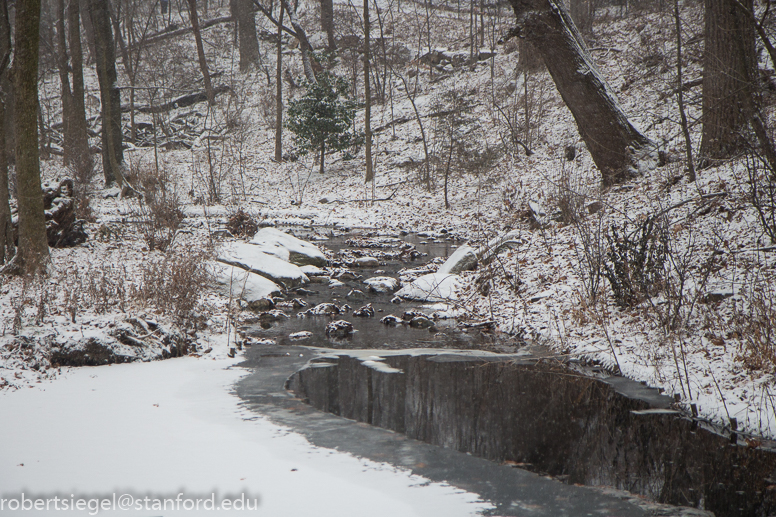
{"left": 509, "top": 0, "right": 656, "bottom": 186}
{"left": 0, "top": 0, "right": 12, "bottom": 265}
{"left": 699, "top": 0, "right": 757, "bottom": 165}
{"left": 89, "top": 0, "right": 124, "bottom": 187}
{"left": 279, "top": 0, "right": 317, "bottom": 83}
{"left": 231, "top": 0, "right": 260, "bottom": 71}
{"left": 188, "top": 0, "right": 215, "bottom": 104}
{"left": 15, "top": 0, "right": 50, "bottom": 274}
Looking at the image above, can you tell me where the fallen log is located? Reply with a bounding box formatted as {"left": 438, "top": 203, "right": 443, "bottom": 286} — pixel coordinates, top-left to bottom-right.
{"left": 128, "top": 16, "right": 233, "bottom": 51}
{"left": 135, "top": 85, "right": 230, "bottom": 114}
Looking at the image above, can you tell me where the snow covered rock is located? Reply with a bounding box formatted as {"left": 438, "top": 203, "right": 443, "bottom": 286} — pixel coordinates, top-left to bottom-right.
{"left": 363, "top": 276, "right": 400, "bottom": 293}
{"left": 289, "top": 331, "right": 313, "bottom": 341}
{"left": 380, "top": 315, "right": 401, "bottom": 325}
{"left": 353, "top": 304, "right": 375, "bottom": 317}
{"left": 249, "top": 227, "right": 327, "bottom": 267}
{"left": 437, "top": 245, "right": 477, "bottom": 275}
{"left": 325, "top": 320, "right": 354, "bottom": 338}
{"left": 395, "top": 273, "right": 462, "bottom": 302}
{"left": 210, "top": 262, "right": 282, "bottom": 310}
{"left": 304, "top": 303, "right": 344, "bottom": 316}
{"left": 353, "top": 256, "right": 380, "bottom": 268}
{"left": 218, "top": 242, "right": 310, "bottom": 288}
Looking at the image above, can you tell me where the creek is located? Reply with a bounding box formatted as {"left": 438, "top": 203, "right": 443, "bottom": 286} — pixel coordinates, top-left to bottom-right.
{"left": 236, "top": 230, "right": 776, "bottom": 517}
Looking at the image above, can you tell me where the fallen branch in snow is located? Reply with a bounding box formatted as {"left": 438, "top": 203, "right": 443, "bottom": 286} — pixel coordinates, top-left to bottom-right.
{"left": 129, "top": 16, "right": 233, "bottom": 51}
{"left": 326, "top": 188, "right": 400, "bottom": 204}
{"left": 136, "top": 85, "right": 230, "bottom": 113}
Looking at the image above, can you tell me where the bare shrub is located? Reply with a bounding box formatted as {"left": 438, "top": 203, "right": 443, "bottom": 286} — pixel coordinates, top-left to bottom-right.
{"left": 227, "top": 208, "right": 258, "bottom": 238}
{"left": 133, "top": 249, "right": 212, "bottom": 329}
{"left": 745, "top": 151, "right": 776, "bottom": 244}
{"left": 570, "top": 207, "right": 607, "bottom": 303}
{"left": 127, "top": 165, "right": 184, "bottom": 251}
{"left": 546, "top": 160, "right": 588, "bottom": 225}
{"left": 84, "top": 263, "right": 129, "bottom": 315}
{"left": 732, "top": 277, "right": 776, "bottom": 372}
{"left": 604, "top": 216, "right": 669, "bottom": 307}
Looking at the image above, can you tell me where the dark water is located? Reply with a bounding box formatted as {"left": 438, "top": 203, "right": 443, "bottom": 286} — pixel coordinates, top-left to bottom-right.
{"left": 239, "top": 230, "right": 776, "bottom": 517}
{"left": 289, "top": 353, "right": 776, "bottom": 517}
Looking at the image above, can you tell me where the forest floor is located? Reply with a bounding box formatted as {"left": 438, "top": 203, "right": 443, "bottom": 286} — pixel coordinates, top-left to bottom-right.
{"left": 2, "top": 0, "right": 776, "bottom": 449}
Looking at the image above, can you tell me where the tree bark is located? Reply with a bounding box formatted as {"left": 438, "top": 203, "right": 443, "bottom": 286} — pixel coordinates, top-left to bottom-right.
{"left": 320, "top": 0, "right": 335, "bottom": 50}
{"left": 699, "top": 0, "right": 757, "bottom": 164}
{"left": 67, "top": 0, "right": 92, "bottom": 178}
{"left": 188, "top": 0, "right": 215, "bottom": 104}
{"left": 364, "top": 0, "right": 373, "bottom": 184}
{"left": 0, "top": 0, "right": 13, "bottom": 265}
{"left": 231, "top": 0, "right": 260, "bottom": 71}
{"left": 569, "top": 0, "right": 593, "bottom": 36}
{"left": 56, "top": 0, "right": 75, "bottom": 167}
{"left": 509, "top": 0, "right": 656, "bottom": 186}
{"left": 278, "top": 0, "right": 316, "bottom": 83}
{"left": 14, "top": 0, "right": 51, "bottom": 274}
{"left": 274, "top": 2, "right": 283, "bottom": 162}
{"left": 89, "top": 0, "right": 124, "bottom": 187}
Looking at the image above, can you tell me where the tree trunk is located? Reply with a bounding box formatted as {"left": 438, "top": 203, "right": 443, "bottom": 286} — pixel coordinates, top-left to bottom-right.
{"left": 517, "top": 39, "right": 543, "bottom": 71}
{"left": 188, "top": 0, "right": 215, "bottom": 104}
{"left": 0, "top": 0, "right": 13, "bottom": 170}
{"left": 364, "top": 0, "right": 373, "bottom": 184}
{"left": 509, "top": 0, "right": 656, "bottom": 186}
{"left": 68, "top": 0, "right": 92, "bottom": 179}
{"left": 320, "top": 0, "right": 335, "bottom": 50}
{"left": 274, "top": 2, "right": 283, "bottom": 161}
{"left": 699, "top": 0, "right": 757, "bottom": 164}
{"left": 232, "top": 0, "right": 260, "bottom": 71}
{"left": 0, "top": 0, "right": 12, "bottom": 265}
{"left": 319, "top": 141, "right": 325, "bottom": 175}
{"left": 569, "top": 0, "right": 593, "bottom": 37}
{"left": 56, "top": 0, "right": 75, "bottom": 167}
{"left": 279, "top": 0, "right": 316, "bottom": 83}
{"left": 89, "top": 0, "right": 124, "bottom": 187}
{"left": 14, "top": 0, "right": 51, "bottom": 274}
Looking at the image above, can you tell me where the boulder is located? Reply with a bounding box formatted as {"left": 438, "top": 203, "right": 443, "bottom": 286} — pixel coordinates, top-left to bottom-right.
{"left": 395, "top": 273, "right": 461, "bottom": 302}
{"left": 218, "top": 242, "right": 310, "bottom": 288}
{"left": 353, "top": 304, "right": 375, "bottom": 317}
{"left": 250, "top": 227, "right": 327, "bottom": 267}
{"left": 353, "top": 256, "right": 380, "bottom": 268}
{"left": 380, "top": 315, "right": 401, "bottom": 325}
{"left": 210, "top": 262, "right": 282, "bottom": 310}
{"left": 363, "top": 276, "right": 400, "bottom": 293}
{"left": 325, "top": 320, "right": 354, "bottom": 338}
{"left": 304, "top": 303, "right": 343, "bottom": 316}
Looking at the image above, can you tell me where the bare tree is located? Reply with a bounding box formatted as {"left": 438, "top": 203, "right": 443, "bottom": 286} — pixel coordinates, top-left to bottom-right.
{"left": 320, "top": 0, "right": 335, "bottom": 50}
{"left": 89, "top": 0, "right": 125, "bottom": 187}
{"left": 56, "top": 0, "right": 91, "bottom": 178}
{"left": 14, "top": 0, "right": 50, "bottom": 274}
{"left": 187, "top": 0, "right": 215, "bottom": 104}
{"left": 364, "top": 0, "right": 373, "bottom": 187}
{"left": 231, "top": 0, "right": 260, "bottom": 71}
{"left": 699, "top": 0, "right": 776, "bottom": 169}
{"left": 0, "top": 0, "right": 13, "bottom": 265}
{"left": 509, "top": 0, "right": 656, "bottom": 186}
{"left": 275, "top": 1, "right": 283, "bottom": 162}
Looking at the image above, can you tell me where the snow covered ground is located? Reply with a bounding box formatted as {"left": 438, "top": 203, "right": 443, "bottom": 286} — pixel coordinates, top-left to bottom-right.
{"left": 0, "top": 353, "right": 489, "bottom": 516}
